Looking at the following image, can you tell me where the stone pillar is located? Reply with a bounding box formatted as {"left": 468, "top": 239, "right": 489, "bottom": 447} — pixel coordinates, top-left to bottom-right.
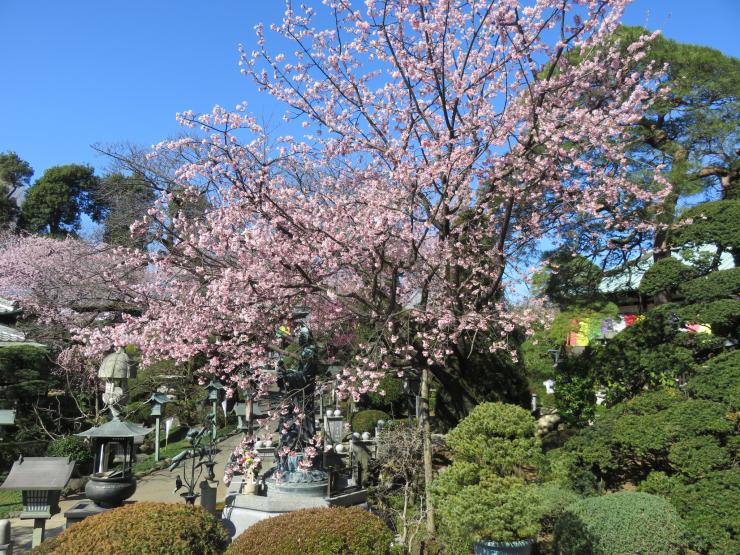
{"left": 0, "top": 519, "right": 13, "bottom": 555}
{"left": 200, "top": 481, "right": 217, "bottom": 516}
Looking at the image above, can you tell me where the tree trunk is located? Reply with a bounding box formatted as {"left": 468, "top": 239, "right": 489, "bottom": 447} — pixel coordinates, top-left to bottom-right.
{"left": 420, "top": 366, "right": 435, "bottom": 536}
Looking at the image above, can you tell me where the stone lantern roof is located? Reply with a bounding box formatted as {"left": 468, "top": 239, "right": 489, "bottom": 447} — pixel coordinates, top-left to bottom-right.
{"left": 77, "top": 419, "right": 152, "bottom": 439}
{"left": 98, "top": 349, "right": 134, "bottom": 379}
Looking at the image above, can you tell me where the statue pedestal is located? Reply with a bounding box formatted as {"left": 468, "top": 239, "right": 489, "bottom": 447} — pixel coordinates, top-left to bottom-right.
{"left": 221, "top": 475, "right": 367, "bottom": 540}
{"left": 200, "top": 480, "right": 218, "bottom": 516}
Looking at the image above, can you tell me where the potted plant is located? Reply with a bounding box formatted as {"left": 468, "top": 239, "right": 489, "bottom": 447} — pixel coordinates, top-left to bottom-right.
{"left": 432, "top": 403, "right": 543, "bottom": 554}
{"left": 438, "top": 476, "right": 540, "bottom": 555}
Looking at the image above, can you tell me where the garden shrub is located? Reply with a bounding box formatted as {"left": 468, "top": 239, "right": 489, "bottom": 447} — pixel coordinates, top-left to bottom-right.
{"left": 445, "top": 402, "right": 540, "bottom": 474}
{"left": 668, "top": 436, "right": 730, "bottom": 479}
{"left": 563, "top": 389, "right": 735, "bottom": 489}
{"left": 351, "top": 410, "right": 390, "bottom": 434}
{"left": 678, "top": 299, "right": 740, "bottom": 337}
{"left": 534, "top": 482, "right": 580, "bottom": 534}
{"left": 46, "top": 435, "right": 93, "bottom": 475}
{"left": 554, "top": 492, "right": 687, "bottom": 555}
{"left": 226, "top": 507, "right": 392, "bottom": 555}
{"left": 32, "top": 502, "right": 228, "bottom": 555}
{"left": 640, "top": 469, "right": 740, "bottom": 555}
{"left": 540, "top": 447, "right": 603, "bottom": 495}
{"left": 680, "top": 267, "right": 740, "bottom": 303}
{"left": 686, "top": 350, "right": 740, "bottom": 409}
{"left": 435, "top": 476, "right": 541, "bottom": 555}
{"left": 639, "top": 257, "right": 696, "bottom": 297}
{"left": 365, "top": 374, "right": 406, "bottom": 414}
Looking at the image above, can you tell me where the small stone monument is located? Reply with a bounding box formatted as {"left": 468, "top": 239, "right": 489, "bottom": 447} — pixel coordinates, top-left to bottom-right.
{"left": 98, "top": 349, "right": 135, "bottom": 419}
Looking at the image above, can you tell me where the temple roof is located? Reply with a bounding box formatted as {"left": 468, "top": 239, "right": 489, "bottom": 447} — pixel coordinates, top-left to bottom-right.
{"left": 0, "top": 324, "right": 25, "bottom": 343}
{"left": 0, "top": 297, "right": 20, "bottom": 315}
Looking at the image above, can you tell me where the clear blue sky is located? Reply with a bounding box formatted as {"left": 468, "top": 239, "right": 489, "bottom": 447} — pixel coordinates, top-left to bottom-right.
{"left": 1, "top": 0, "right": 738, "bottom": 183}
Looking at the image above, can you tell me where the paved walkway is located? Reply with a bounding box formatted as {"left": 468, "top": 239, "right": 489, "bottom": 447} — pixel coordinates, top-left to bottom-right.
{"left": 7, "top": 433, "right": 242, "bottom": 553}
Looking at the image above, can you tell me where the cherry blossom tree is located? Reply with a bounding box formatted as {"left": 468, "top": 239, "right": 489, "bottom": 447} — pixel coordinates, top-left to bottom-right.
{"left": 0, "top": 233, "right": 143, "bottom": 386}
{"left": 9, "top": 1, "right": 669, "bottom": 534}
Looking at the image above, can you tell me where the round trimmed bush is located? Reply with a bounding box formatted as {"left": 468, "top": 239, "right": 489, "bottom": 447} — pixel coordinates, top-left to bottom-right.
{"left": 351, "top": 410, "right": 390, "bottom": 435}
{"left": 555, "top": 492, "right": 687, "bottom": 555}
{"left": 226, "top": 507, "right": 392, "bottom": 555}
{"left": 32, "top": 502, "right": 228, "bottom": 555}
{"left": 446, "top": 402, "right": 540, "bottom": 474}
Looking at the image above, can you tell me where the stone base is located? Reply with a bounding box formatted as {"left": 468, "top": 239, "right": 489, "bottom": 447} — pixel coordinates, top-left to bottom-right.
{"left": 64, "top": 500, "right": 110, "bottom": 528}
{"left": 221, "top": 476, "right": 368, "bottom": 540}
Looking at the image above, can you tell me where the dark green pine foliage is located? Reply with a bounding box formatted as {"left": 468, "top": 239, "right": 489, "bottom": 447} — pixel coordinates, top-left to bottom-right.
{"left": 21, "top": 164, "right": 100, "bottom": 236}
{"left": 613, "top": 27, "right": 739, "bottom": 258}
{"left": 0, "top": 151, "right": 34, "bottom": 230}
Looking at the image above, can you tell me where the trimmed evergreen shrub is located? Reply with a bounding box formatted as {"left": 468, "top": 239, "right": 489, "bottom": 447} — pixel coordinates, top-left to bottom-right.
{"left": 351, "top": 410, "right": 390, "bottom": 434}
{"left": 445, "top": 402, "right": 540, "bottom": 474}
{"left": 534, "top": 482, "right": 581, "bottom": 533}
{"left": 554, "top": 492, "right": 687, "bottom": 555}
{"left": 686, "top": 350, "right": 740, "bottom": 409}
{"left": 365, "top": 374, "right": 405, "bottom": 414}
{"left": 668, "top": 436, "right": 730, "bottom": 479}
{"left": 32, "top": 502, "right": 228, "bottom": 555}
{"left": 435, "top": 476, "right": 541, "bottom": 555}
{"left": 226, "top": 507, "right": 392, "bottom": 555}
{"left": 639, "top": 257, "right": 696, "bottom": 297}
{"left": 46, "top": 435, "right": 93, "bottom": 475}
{"left": 680, "top": 267, "right": 740, "bottom": 303}
{"left": 640, "top": 469, "right": 740, "bottom": 555}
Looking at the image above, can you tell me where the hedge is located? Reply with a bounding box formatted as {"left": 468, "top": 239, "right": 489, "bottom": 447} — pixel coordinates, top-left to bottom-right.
{"left": 32, "top": 502, "right": 228, "bottom": 555}
{"left": 226, "top": 507, "right": 392, "bottom": 555}
{"left": 351, "top": 410, "right": 390, "bottom": 435}
{"left": 554, "top": 492, "right": 687, "bottom": 555}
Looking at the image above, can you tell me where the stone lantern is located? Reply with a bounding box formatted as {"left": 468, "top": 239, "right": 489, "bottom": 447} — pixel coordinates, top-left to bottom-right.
{"left": 204, "top": 379, "right": 225, "bottom": 440}
{"left": 76, "top": 419, "right": 152, "bottom": 509}
{"left": 0, "top": 456, "right": 74, "bottom": 548}
{"left": 145, "top": 393, "right": 170, "bottom": 462}
{"left": 98, "top": 348, "right": 135, "bottom": 419}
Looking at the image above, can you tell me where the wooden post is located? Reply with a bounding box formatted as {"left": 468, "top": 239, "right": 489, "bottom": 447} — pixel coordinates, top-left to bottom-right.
{"left": 420, "top": 366, "right": 435, "bottom": 535}
{"left": 154, "top": 416, "right": 161, "bottom": 462}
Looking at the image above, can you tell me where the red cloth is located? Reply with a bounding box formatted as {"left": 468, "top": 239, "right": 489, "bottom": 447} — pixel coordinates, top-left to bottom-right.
{"left": 623, "top": 314, "right": 638, "bottom": 327}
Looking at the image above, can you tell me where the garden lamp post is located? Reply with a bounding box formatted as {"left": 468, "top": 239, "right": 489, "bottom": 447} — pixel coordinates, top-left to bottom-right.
{"left": 205, "top": 379, "right": 225, "bottom": 440}
{"left": 145, "top": 393, "right": 170, "bottom": 462}
{"left": 0, "top": 456, "right": 74, "bottom": 548}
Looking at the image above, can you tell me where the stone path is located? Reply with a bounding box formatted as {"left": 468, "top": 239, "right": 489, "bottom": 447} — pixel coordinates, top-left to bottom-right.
{"left": 7, "top": 433, "right": 242, "bottom": 553}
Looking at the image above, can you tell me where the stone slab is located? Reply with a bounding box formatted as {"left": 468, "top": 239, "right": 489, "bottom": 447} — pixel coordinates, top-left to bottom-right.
{"left": 63, "top": 500, "right": 109, "bottom": 528}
